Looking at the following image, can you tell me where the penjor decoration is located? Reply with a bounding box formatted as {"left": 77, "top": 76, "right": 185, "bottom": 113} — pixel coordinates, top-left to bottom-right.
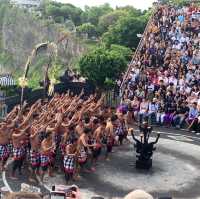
{"left": 18, "top": 77, "right": 28, "bottom": 88}
{"left": 48, "top": 78, "right": 56, "bottom": 96}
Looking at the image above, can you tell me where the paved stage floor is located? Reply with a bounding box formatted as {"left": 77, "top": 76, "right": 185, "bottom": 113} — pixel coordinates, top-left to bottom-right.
{"left": 2, "top": 127, "right": 200, "bottom": 199}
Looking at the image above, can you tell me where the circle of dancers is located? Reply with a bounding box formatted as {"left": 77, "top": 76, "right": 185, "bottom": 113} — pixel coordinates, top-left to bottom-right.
{"left": 0, "top": 91, "right": 129, "bottom": 183}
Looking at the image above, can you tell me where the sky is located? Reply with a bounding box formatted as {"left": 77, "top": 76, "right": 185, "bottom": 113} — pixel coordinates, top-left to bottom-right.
{"left": 56, "top": 0, "right": 155, "bottom": 10}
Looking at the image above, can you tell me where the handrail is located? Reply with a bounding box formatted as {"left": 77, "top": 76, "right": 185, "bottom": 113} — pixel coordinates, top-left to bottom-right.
{"left": 119, "top": 4, "right": 158, "bottom": 100}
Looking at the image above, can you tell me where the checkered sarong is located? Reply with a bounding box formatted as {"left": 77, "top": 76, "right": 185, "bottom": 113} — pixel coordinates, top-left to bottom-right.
{"left": 63, "top": 155, "right": 75, "bottom": 173}
{"left": 7, "top": 143, "right": 13, "bottom": 155}
{"left": 13, "top": 147, "right": 25, "bottom": 160}
{"left": 40, "top": 154, "right": 50, "bottom": 167}
{"left": 30, "top": 150, "right": 40, "bottom": 166}
{"left": 0, "top": 145, "right": 9, "bottom": 160}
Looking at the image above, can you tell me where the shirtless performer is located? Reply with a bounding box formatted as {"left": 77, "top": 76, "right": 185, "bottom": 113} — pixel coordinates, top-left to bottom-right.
{"left": 91, "top": 121, "right": 106, "bottom": 171}
{"left": 11, "top": 126, "right": 29, "bottom": 179}
{"left": 40, "top": 131, "right": 55, "bottom": 182}
{"left": 0, "top": 124, "right": 11, "bottom": 171}
{"left": 29, "top": 126, "right": 41, "bottom": 181}
{"left": 63, "top": 138, "right": 78, "bottom": 184}
{"left": 75, "top": 120, "right": 84, "bottom": 136}
{"left": 77, "top": 128, "right": 95, "bottom": 174}
{"left": 105, "top": 115, "right": 118, "bottom": 160}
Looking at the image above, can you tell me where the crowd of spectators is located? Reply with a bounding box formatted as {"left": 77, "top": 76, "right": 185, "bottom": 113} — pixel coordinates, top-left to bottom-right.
{"left": 122, "top": 3, "right": 200, "bottom": 134}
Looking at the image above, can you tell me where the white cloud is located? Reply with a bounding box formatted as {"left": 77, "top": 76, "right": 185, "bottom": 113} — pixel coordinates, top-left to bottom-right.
{"left": 56, "top": 0, "right": 155, "bottom": 10}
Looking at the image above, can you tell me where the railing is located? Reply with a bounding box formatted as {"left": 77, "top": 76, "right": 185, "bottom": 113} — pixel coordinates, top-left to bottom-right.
{"left": 119, "top": 4, "right": 159, "bottom": 100}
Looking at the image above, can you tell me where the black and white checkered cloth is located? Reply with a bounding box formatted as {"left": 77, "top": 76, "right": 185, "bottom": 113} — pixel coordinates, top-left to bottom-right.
{"left": 30, "top": 150, "right": 40, "bottom": 166}
{"left": 63, "top": 155, "right": 75, "bottom": 172}
{"left": 40, "top": 154, "right": 50, "bottom": 167}
{"left": 0, "top": 145, "right": 9, "bottom": 160}
{"left": 13, "top": 147, "right": 25, "bottom": 160}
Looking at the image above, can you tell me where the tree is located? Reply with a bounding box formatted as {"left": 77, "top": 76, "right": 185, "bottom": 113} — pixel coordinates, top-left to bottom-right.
{"left": 102, "top": 15, "right": 147, "bottom": 49}
{"left": 79, "top": 45, "right": 131, "bottom": 89}
{"left": 82, "top": 3, "right": 113, "bottom": 26}
{"left": 77, "top": 23, "right": 97, "bottom": 38}
{"left": 44, "top": 2, "right": 83, "bottom": 25}
{"left": 98, "top": 10, "right": 127, "bottom": 35}
{"left": 159, "top": 0, "right": 193, "bottom": 6}
{"left": 116, "top": 6, "right": 143, "bottom": 17}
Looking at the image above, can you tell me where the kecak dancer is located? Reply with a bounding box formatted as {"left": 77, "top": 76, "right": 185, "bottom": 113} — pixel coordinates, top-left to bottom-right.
{"left": 63, "top": 137, "right": 78, "bottom": 183}
{"left": 40, "top": 131, "right": 55, "bottom": 182}
{"left": 29, "top": 126, "right": 41, "bottom": 182}
{"left": 11, "top": 125, "right": 29, "bottom": 179}
{"left": 105, "top": 115, "right": 118, "bottom": 160}
{"left": 10, "top": 101, "right": 40, "bottom": 179}
{"left": 0, "top": 124, "right": 11, "bottom": 171}
{"left": 77, "top": 128, "right": 95, "bottom": 174}
{"left": 91, "top": 121, "right": 106, "bottom": 171}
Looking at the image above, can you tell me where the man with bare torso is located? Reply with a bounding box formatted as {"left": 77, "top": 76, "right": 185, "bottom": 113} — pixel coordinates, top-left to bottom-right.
{"left": 63, "top": 137, "right": 78, "bottom": 183}
{"left": 91, "top": 121, "right": 106, "bottom": 171}
{"left": 11, "top": 126, "right": 28, "bottom": 179}
{"left": 75, "top": 120, "right": 84, "bottom": 136}
{"left": 29, "top": 126, "right": 41, "bottom": 181}
{"left": 105, "top": 115, "right": 118, "bottom": 160}
{"left": 77, "top": 128, "right": 95, "bottom": 173}
{"left": 0, "top": 124, "right": 11, "bottom": 171}
{"left": 40, "top": 131, "right": 55, "bottom": 182}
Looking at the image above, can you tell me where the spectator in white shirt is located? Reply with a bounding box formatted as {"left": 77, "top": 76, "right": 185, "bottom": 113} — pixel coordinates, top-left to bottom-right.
{"left": 138, "top": 98, "right": 149, "bottom": 124}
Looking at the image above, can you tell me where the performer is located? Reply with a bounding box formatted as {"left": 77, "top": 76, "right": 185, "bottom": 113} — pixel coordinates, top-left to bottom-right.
{"left": 11, "top": 127, "right": 28, "bottom": 179}
{"left": 0, "top": 124, "right": 10, "bottom": 171}
{"left": 105, "top": 115, "right": 118, "bottom": 160}
{"left": 29, "top": 126, "right": 41, "bottom": 181}
{"left": 91, "top": 121, "right": 106, "bottom": 171}
{"left": 77, "top": 128, "right": 94, "bottom": 173}
{"left": 40, "top": 131, "right": 55, "bottom": 182}
{"left": 63, "top": 138, "right": 77, "bottom": 183}
{"left": 75, "top": 120, "right": 84, "bottom": 136}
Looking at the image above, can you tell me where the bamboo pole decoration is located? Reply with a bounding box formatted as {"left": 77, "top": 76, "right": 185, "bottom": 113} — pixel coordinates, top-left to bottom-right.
{"left": 48, "top": 78, "right": 56, "bottom": 96}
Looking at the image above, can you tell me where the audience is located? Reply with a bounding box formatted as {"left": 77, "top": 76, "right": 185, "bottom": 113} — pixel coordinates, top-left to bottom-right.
{"left": 122, "top": 2, "right": 200, "bottom": 133}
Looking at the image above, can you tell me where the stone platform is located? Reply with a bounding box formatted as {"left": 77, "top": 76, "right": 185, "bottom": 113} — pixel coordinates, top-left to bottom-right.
{"left": 2, "top": 128, "right": 200, "bottom": 199}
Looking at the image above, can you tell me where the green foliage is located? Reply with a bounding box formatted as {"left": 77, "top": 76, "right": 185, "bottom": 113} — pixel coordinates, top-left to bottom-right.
{"left": 49, "top": 59, "right": 63, "bottom": 81}
{"left": 79, "top": 45, "right": 131, "bottom": 89}
{"left": 0, "top": 1, "right": 9, "bottom": 28}
{"left": 28, "top": 70, "right": 41, "bottom": 89}
{"left": 82, "top": 4, "right": 113, "bottom": 26}
{"left": 0, "top": 0, "right": 150, "bottom": 91}
{"left": 110, "top": 44, "right": 132, "bottom": 61}
{"left": 97, "top": 10, "right": 128, "bottom": 35}
{"left": 25, "top": 56, "right": 49, "bottom": 89}
{"left": 159, "top": 0, "right": 191, "bottom": 6}
{"left": 116, "top": 6, "right": 143, "bottom": 17}
{"left": 102, "top": 15, "right": 146, "bottom": 49}
{"left": 77, "top": 23, "right": 97, "bottom": 38}
{"left": 44, "top": 2, "right": 83, "bottom": 25}
{"left": 0, "top": 52, "right": 13, "bottom": 68}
